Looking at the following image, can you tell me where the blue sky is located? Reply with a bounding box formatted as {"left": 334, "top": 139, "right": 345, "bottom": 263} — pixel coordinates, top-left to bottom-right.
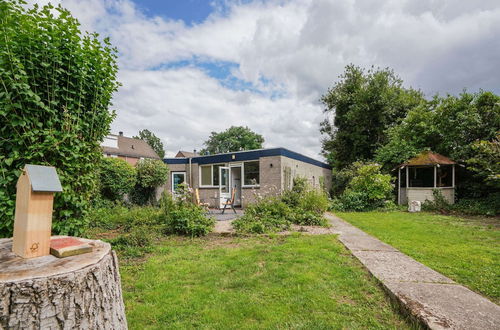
{"left": 132, "top": 0, "right": 216, "bottom": 25}
{"left": 43, "top": 0, "right": 500, "bottom": 158}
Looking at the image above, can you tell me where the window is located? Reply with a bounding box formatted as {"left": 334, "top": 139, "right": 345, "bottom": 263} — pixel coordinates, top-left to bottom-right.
{"left": 199, "top": 164, "right": 225, "bottom": 186}
{"left": 213, "top": 164, "right": 222, "bottom": 186}
{"left": 243, "top": 161, "right": 260, "bottom": 186}
{"left": 171, "top": 172, "right": 186, "bottom": 192}
{"left": 200, "top": 166, "right": 211, "bottom": 186}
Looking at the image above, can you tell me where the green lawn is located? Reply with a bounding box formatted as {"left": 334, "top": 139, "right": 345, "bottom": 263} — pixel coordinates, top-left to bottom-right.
{"left": 120, "top": 234, "right": 411, "bottom": 329}
{"left": 336, "top": 211, "right": 500, "bottom": 304}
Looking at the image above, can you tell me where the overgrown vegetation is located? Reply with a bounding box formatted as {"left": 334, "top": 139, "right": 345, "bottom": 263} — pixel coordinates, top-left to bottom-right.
{"left": 330, "top": 163, "right": 394, "bottom": 211}
{"left": 130, "top": 159, "right": 169, "bottom": 206}
{"left": 98, "top": 158, "right": 137, "bottom": 201}
{"left": 85, "top": 186, "right": 215, "bottom": 257}
{"left": 0, "top": 1, "right": 120, "bottom": 237}
{"left": 423, "top": 189, "right": 500, "bottom": 216}
{"left": 338, "top": 211, "right": 500, "bottom": 304}
{"left": 233, "top": 178, "right": 330, "bottom": 233}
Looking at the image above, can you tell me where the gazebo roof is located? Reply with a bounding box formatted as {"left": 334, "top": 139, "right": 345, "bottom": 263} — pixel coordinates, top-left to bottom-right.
{"left": 398, "top": 151, "right": 456, "bottom": 168}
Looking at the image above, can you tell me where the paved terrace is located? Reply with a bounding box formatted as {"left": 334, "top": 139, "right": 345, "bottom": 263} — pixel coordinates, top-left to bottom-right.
{"left": 326, "top": 213, "right": 500, "bottom": 330}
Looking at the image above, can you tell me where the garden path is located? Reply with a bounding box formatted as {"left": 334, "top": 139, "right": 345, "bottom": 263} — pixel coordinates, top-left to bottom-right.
{"left": 326, "top": 213, "right": 500, "bottom": 330}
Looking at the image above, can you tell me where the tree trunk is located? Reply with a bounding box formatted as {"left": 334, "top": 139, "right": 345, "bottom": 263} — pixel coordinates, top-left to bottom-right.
{"left": 0, "top": 237, "right": 127, "bottom": 330}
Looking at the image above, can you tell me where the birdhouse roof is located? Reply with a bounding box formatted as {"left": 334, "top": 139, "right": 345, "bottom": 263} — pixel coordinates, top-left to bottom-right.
{"left": 25, "top": 165, "right": 63, "bottom": 192}
{"left": 398, "top": 151, "right": 456, "bottom": 168}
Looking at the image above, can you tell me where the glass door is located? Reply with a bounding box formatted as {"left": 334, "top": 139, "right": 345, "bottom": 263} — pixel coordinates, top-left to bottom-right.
{"left": 171, "top": 172, "right": 186, "bottom": 194}
{"left": 219, "top": 167, "right": 230, "bottom": 208}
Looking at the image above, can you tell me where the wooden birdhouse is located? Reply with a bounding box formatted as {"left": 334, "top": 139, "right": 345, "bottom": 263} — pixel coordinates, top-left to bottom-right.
{"left": 12, "top": 165, "right": 62, "bottom": 258}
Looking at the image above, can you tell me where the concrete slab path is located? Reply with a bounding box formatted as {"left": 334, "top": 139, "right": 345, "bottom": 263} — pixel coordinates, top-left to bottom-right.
{"left": 326, "top": 213, "right": 500, "bottom": 330}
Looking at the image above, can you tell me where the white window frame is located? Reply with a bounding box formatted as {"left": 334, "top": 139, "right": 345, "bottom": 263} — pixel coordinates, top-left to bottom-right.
{"left": 242, "top": 160, "right": 260, "bottom": 188}
{"left": 171, "top": 171, "right": 186, "bottom": 192}
{"left": 199, "top": 163, "right": 225, "bottom": 188}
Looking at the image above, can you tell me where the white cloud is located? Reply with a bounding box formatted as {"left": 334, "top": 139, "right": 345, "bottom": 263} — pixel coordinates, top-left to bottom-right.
{"left": 32, "top": 0, "right": 500, "bottom": 158}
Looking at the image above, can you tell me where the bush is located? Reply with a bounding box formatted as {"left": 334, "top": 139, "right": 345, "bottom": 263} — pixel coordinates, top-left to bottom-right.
{"left": 0, "top": 1, "right": 120, "bottom": 237}
{"left": 160, "top": 191, "right": 215, "bottom": 237}
{"left": 423, "top": 190, "right": 499, "bottom": 216}
{"left": 164, "top": 205, "right": 215, "bottom": 237}
{"left": 131, "top": 159, "right": 169, "bottom": 205}
{"left": 330, "top": 163, "right": 393, "bottom": 212}
{"left": 99, "top": 158, "right": 136, "bottom": 201}
{"left": 233, "top": 197, "right": 292, "bottom": 234}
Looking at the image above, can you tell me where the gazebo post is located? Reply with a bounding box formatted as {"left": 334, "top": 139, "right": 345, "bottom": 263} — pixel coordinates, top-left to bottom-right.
{"left": 406, "top": 166, "right": 409, "bottom": 188}
{"left": 434, "top": 165, "right": 437, "bottom": 188}
{"left": 397, "top": 167, "right": 401, "bottom": 205}
{"left": 452, "top": 164, "right": 455, "bottom": 188}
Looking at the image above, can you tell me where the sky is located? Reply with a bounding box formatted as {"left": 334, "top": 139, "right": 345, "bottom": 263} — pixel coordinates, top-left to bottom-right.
{"left": 30, "top": 0, "right": 500, "bottom": 159}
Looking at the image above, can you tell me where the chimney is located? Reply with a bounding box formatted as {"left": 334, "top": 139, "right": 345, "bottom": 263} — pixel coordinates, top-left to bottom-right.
{"left": 118, "top": 131, "right": 123, "bottom": 136}
{"left": 193, "top": 149, "right": 197, "bottom": 154}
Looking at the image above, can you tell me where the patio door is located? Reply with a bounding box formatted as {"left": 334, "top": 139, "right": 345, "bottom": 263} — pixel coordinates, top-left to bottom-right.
{"left": 219, "top": 166, "right": 230, "bottom": 208}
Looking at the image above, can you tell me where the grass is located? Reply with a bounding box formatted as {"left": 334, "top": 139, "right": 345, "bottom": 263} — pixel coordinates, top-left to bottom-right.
{"left": 119, "top": 234, "right": 412, "bottom": 329}
{"left": 336, "top": 211, "right": 500, "bottom": 304}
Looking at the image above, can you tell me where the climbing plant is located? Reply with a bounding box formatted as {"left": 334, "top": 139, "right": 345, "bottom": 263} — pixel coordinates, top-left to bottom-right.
{"left": 0, "top": 1, "right": 120, "bottom": 237}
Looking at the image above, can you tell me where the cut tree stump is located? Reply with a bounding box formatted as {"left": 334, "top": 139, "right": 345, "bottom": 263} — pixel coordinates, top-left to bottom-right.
{"left": 0, "top": 236, "right": 127, "bottom": 330}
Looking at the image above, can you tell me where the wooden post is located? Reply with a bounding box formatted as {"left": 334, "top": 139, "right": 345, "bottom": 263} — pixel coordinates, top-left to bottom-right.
{"left": 452, "top": 164, "right": 455, "bottom": 188}
{"left": 434, "top": 165, "right": 437, "bottom": 188}
{"left": 397, "top": 167, "right": 401, "bottom": 205}
{"left": 12, "top": 165, "right": 62, "bottom": 258}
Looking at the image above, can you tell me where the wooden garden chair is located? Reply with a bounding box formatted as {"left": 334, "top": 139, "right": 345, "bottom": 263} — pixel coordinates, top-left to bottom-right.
{"left": 195, "top": 188, "right": 210, "bottom": 213}
{"left": 221, "top": 189, "right": 237, "bottom": 214}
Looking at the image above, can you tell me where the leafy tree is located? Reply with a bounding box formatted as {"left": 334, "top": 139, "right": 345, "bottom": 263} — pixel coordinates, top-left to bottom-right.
{"left": 131, "top": 159, "right": 169, "bottom": 205}
{"left": 200, "top": 126, "right": 264, "bottom": 155}
{"left": 0, "top": 1, "right": 119, "bottom": 237}
{"left": 375, "top": 91, "right": 500, "bottom": 199}
{"left": 134, "top": 129, "right": 165, "bottom": 159}
{"left": 99, "top": 158, "right": 137, "bottom": 201}
{"left": 376, "top": 91, "right": 500, "bottom": 169}
{"left": 320, "top": 65, "right": 424, "bottom": 170}
{"left": 467, "top": 132, "right": 500, "bottom": 188}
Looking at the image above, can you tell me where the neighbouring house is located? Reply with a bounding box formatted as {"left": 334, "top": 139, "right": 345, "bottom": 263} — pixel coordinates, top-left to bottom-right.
{"left": 164, "top": 148, "right": 332, "bottom": 208}
{"left": 396, "top": 151, "right": 457, "bottom": 205}
{"left": 175, "top": 150, "right": 199, "bottom": 158}
{"left": 101, "top": 132, "right": 160, "bottom": 166}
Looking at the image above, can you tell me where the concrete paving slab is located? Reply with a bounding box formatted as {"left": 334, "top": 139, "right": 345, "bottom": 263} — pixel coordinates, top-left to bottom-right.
{"left": 338, "top": 234, "right": 398, "bottom": 252}
{"left": 352, "top": 250, "right": 454, "bottom": 283}
{"left": 326, "top": 213, "right": 500, "bottom": 330}
{"left": 384, "top": 282, "right": 500, "bottom": 330}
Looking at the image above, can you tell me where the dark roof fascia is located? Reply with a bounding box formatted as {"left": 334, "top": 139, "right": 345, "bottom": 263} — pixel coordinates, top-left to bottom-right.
{"left": 164, "top": 148, "right": 331, "bottom": 169}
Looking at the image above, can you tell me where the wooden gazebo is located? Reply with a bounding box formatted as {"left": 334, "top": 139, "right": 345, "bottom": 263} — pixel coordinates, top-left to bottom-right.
{"left": 396, "top": 151, "right": 456, "bottom": 205}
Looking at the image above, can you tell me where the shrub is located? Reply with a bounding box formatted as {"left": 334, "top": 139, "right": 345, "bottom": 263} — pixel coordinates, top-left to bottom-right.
{"left": 0, "top": 1, "right": 120, "bottom": 237}
{"left": 164, "top": 205, "right": 215, "bottom": 237}
{"left": 99, "top": 158, "right": 137, "bottom": 201}
{"left": 423, "top": 190, "right": 499, "bottom": 216}
{"left": 330, "top": 163, "right": 393, "bottom": 211}
{"left": 233, "top": 197, "right": 292, "bottom": 234}
{"left": 131, "top": 159, "right": 169, "bottom": 205}
{"left": 160, "top": 191, "right": 215, "bottom": 237}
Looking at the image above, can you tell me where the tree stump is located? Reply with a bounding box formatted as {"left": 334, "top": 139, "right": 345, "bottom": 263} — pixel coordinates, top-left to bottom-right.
{"left": 0, "top": 236, "right": 127, "bottom": 330}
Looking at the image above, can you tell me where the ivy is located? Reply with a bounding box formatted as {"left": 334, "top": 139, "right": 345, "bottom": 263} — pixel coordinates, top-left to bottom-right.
{"left": 0, "top": 1, "right": 120, "bottom": 237}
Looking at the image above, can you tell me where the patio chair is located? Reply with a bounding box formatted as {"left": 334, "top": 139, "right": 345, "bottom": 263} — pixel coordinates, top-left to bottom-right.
{"left": 221, "top": 189, "right": 237, "bottom": 214}
{"left": 195, "top": 188, "right": 210, "bottom": 213}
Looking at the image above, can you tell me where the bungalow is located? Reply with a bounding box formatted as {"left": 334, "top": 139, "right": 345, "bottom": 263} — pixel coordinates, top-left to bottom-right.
{"left": 164, "top": 148, "right": 332, "bottom": 208}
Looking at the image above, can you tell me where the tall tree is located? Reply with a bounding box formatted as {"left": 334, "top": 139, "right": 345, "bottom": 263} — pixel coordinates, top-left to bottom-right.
{"left": 320, "top": 65, "right": 424, "bottom": 170}
{"left": 0, "top": 1, "right": 119, "bottom": 237}
{"left": 200, "top": 126, "right": 264, "bottom": 155}
{"left": 134, "top": 129, "right": 165, "bottom": 158}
